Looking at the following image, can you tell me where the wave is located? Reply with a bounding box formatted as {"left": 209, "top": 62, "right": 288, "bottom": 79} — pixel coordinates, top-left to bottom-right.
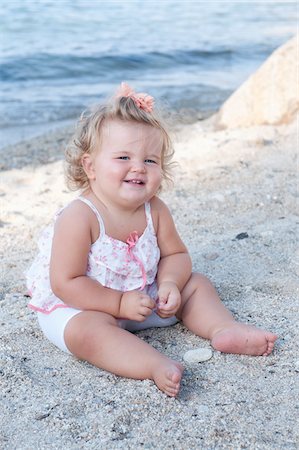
{"left": 0, "top": 48, "right": 237, "bottom": 82}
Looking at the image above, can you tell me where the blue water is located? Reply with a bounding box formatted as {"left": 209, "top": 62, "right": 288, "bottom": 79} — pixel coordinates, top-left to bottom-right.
{"left": 0, "top": 1, "right": 297, "bottom": 147}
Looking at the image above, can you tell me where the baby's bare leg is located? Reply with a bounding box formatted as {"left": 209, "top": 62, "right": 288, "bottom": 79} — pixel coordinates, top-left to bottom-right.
{"left": 176, "top": 273, "right": 277, "bottom": 356}
{"left": 64, "top": 311, "right": 183, "bottom": 396}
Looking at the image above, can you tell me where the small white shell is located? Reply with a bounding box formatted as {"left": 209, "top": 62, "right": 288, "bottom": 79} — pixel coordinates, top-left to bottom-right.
{"left": 183, "top": 348, "right": 213, "bottom": 363}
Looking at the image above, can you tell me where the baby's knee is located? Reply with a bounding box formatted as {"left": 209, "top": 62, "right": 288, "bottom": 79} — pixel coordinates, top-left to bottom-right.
{"left": 64, "top": 311, "right": 118, "bottom": 358}
{"left": 190, "top": 272, "right": 214, "bottom": 289}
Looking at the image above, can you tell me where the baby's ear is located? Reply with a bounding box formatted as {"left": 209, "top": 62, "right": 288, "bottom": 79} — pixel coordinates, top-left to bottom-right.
{"left": 81, "top": 154, "right": 95, "bottom": 180}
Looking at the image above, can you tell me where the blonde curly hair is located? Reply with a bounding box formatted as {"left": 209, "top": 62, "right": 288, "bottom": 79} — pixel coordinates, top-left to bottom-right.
{"left": 65, "top": 89, "right": 175, "bottom": 191}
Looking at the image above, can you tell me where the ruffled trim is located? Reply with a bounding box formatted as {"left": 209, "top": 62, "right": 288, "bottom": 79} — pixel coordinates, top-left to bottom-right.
{"left": 28, "top": 303, "right": 69, "bottom": 315}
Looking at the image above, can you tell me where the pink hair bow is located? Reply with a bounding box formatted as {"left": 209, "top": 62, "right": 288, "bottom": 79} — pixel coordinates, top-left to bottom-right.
{"left": 116, "top": 82, "right": 154, "bottom": 113}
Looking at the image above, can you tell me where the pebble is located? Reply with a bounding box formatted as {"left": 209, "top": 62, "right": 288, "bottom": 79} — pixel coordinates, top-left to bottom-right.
{"left": 234, "top": 232, "right": 249, "bottom": 240}
{"left": 183, "top": 348, "right": 213, "bottom": 363}
{"left": 35, "top": 412, "right": 51, "bottom": 421}
{"left": 204, "top": 252, "right": 219, "bottom": 261}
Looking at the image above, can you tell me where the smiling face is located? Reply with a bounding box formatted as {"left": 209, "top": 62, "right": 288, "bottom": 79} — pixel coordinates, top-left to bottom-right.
{"left": 82, "top": 119, "right": 164, "bottom": 209}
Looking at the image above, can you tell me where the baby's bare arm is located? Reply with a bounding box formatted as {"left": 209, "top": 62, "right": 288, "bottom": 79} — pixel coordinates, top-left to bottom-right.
{"left": 154, "top": 197, "right": 192, "bottom": 290}
{"left": 50, "top": 201, "right": 123, "bottom": 316}
{"left": 158, "top": 253, "right": 192, "bottom": 291}
{"left": 150, "top": 197, "right": 192, "bottom": 317}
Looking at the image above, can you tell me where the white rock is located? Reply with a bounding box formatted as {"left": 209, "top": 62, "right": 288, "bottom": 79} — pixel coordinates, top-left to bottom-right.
{"left": 203, "top": 252, "right": 219, "bottom": 261}
{"left": 183, "top": 348, "right": 213, "bottom": 363}
{"left": 214, "top": 35, "right": 299, "bottom": 129}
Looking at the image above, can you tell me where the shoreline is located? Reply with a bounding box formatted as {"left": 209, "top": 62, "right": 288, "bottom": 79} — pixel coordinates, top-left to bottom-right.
{"left": 0, "top": 114, "right": 209, "bottom": 172}
{"left": 0, "top": 105, "right": 214, "bottom": 164}
{"left": 1, "top": 117, "right": 298, "bottom": 449}
{"left": 0, "top": 118, "right": 77, "bottom": 152}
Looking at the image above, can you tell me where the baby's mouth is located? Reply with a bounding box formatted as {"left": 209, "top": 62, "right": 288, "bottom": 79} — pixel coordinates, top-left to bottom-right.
{"left": 124, "top": 179, "right": 145, "bottom": 185}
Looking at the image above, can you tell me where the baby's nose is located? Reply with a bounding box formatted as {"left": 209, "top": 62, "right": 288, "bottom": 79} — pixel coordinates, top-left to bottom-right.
{"left": 131, "top": 161, "right": 146, "bottom": 172}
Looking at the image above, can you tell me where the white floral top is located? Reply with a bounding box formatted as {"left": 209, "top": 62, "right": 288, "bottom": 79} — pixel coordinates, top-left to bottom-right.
{"left": 26, "top": 197, "right": 160, "bottom": 314}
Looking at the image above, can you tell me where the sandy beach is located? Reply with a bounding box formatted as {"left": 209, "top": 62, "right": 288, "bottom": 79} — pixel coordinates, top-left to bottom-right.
{"left": 0, "top": 108, "right": 298, "bottom": 449}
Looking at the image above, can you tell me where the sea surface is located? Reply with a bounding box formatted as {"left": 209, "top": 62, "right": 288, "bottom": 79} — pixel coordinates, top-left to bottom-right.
{"left": 0, "top": 1, "right": 297, "bottom": 147}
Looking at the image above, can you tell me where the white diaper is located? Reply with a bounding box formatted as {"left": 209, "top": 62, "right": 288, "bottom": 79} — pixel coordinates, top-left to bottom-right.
{"left": 37, "top": 307, "right": 82, "bottom": 354}
{"left": 37, "top": 307, "right": 178, "bottom": 354}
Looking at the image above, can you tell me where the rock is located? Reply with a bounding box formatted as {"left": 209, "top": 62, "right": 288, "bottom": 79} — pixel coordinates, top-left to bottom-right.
{"left": 204, "top": 252, "right": 219, "bottom": 261}
{"left": 183, "top": 348, "right": 213, "bottom": 363}
{"left": 234, "top": 232, "right": 249, "bottom": 240}
{"left": 35, "top": 411, "right": 51, "bottom": 420}
{"left": 214, "top": 35, "right": 299, "bottom": 129}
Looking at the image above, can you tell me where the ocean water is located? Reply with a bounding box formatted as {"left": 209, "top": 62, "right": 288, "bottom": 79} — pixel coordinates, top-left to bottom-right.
{"left": 0, "top": 1, "right": 297, "bottom": 147}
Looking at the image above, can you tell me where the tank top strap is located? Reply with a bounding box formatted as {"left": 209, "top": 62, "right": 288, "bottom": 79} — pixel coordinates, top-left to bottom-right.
{"left": 77, "top": 197, "right": 106, "bottom": 234}
{"left": 144, "top": 201, "right": 155, "bottom": 233}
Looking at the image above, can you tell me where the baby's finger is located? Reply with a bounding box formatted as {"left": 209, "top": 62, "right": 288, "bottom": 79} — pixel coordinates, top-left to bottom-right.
{"left": 157, "top": 291, "right": 168, "bottom": 303}
{"left": 157, "top": 300, "right": 167, "bottom": 310}
{"left": 135, "top": 314, "right": 147, "bottom": 322}
{"left": 157, "top": 301, "right": 173, "bottom": 311}
{"left": 140, "top": 306, "right": 154, "bottom": 317}
{"left": 157, "top": 304, "right": 178, "bottom": 316}
{"left": 155, "top": 308, "right": 174, "bottom": 318}
{"left": 141, "top": 295, "right": 156, "bottom": 309}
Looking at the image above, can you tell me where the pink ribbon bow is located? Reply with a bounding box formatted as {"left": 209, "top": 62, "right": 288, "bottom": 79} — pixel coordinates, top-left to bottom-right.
{"left": 126, "top": 231, "right": 147, "bottom": 290}
{"left": 116, "top": 82, "right": 154, "bottom": 113}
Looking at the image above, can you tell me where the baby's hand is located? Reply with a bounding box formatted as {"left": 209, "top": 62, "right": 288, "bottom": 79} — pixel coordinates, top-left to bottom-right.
{"left": 119, "top": 290, "right": 156, "bottom": 322}
{"left": 156, "top": 281, "right": 181, "bottom": 318}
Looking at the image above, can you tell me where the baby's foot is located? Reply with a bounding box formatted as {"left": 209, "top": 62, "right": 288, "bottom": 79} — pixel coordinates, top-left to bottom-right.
{"left": 211, "top": 323, "right": 278, "bottom": 356}
{"left": 152, "top": 359, "right": 184, "bottom": 397}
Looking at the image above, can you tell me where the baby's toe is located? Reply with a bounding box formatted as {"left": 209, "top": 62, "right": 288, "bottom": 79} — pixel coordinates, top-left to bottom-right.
{"left": 165, "top": 386, "right": 179, "bottom": 397}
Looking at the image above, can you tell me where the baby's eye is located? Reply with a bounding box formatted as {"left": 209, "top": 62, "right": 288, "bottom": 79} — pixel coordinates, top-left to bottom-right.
{"left": 145, "top": 159, "right": 157, "bottom": 164}
{"left": 117, "top": 156, "right": 129, "bottom": 160}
